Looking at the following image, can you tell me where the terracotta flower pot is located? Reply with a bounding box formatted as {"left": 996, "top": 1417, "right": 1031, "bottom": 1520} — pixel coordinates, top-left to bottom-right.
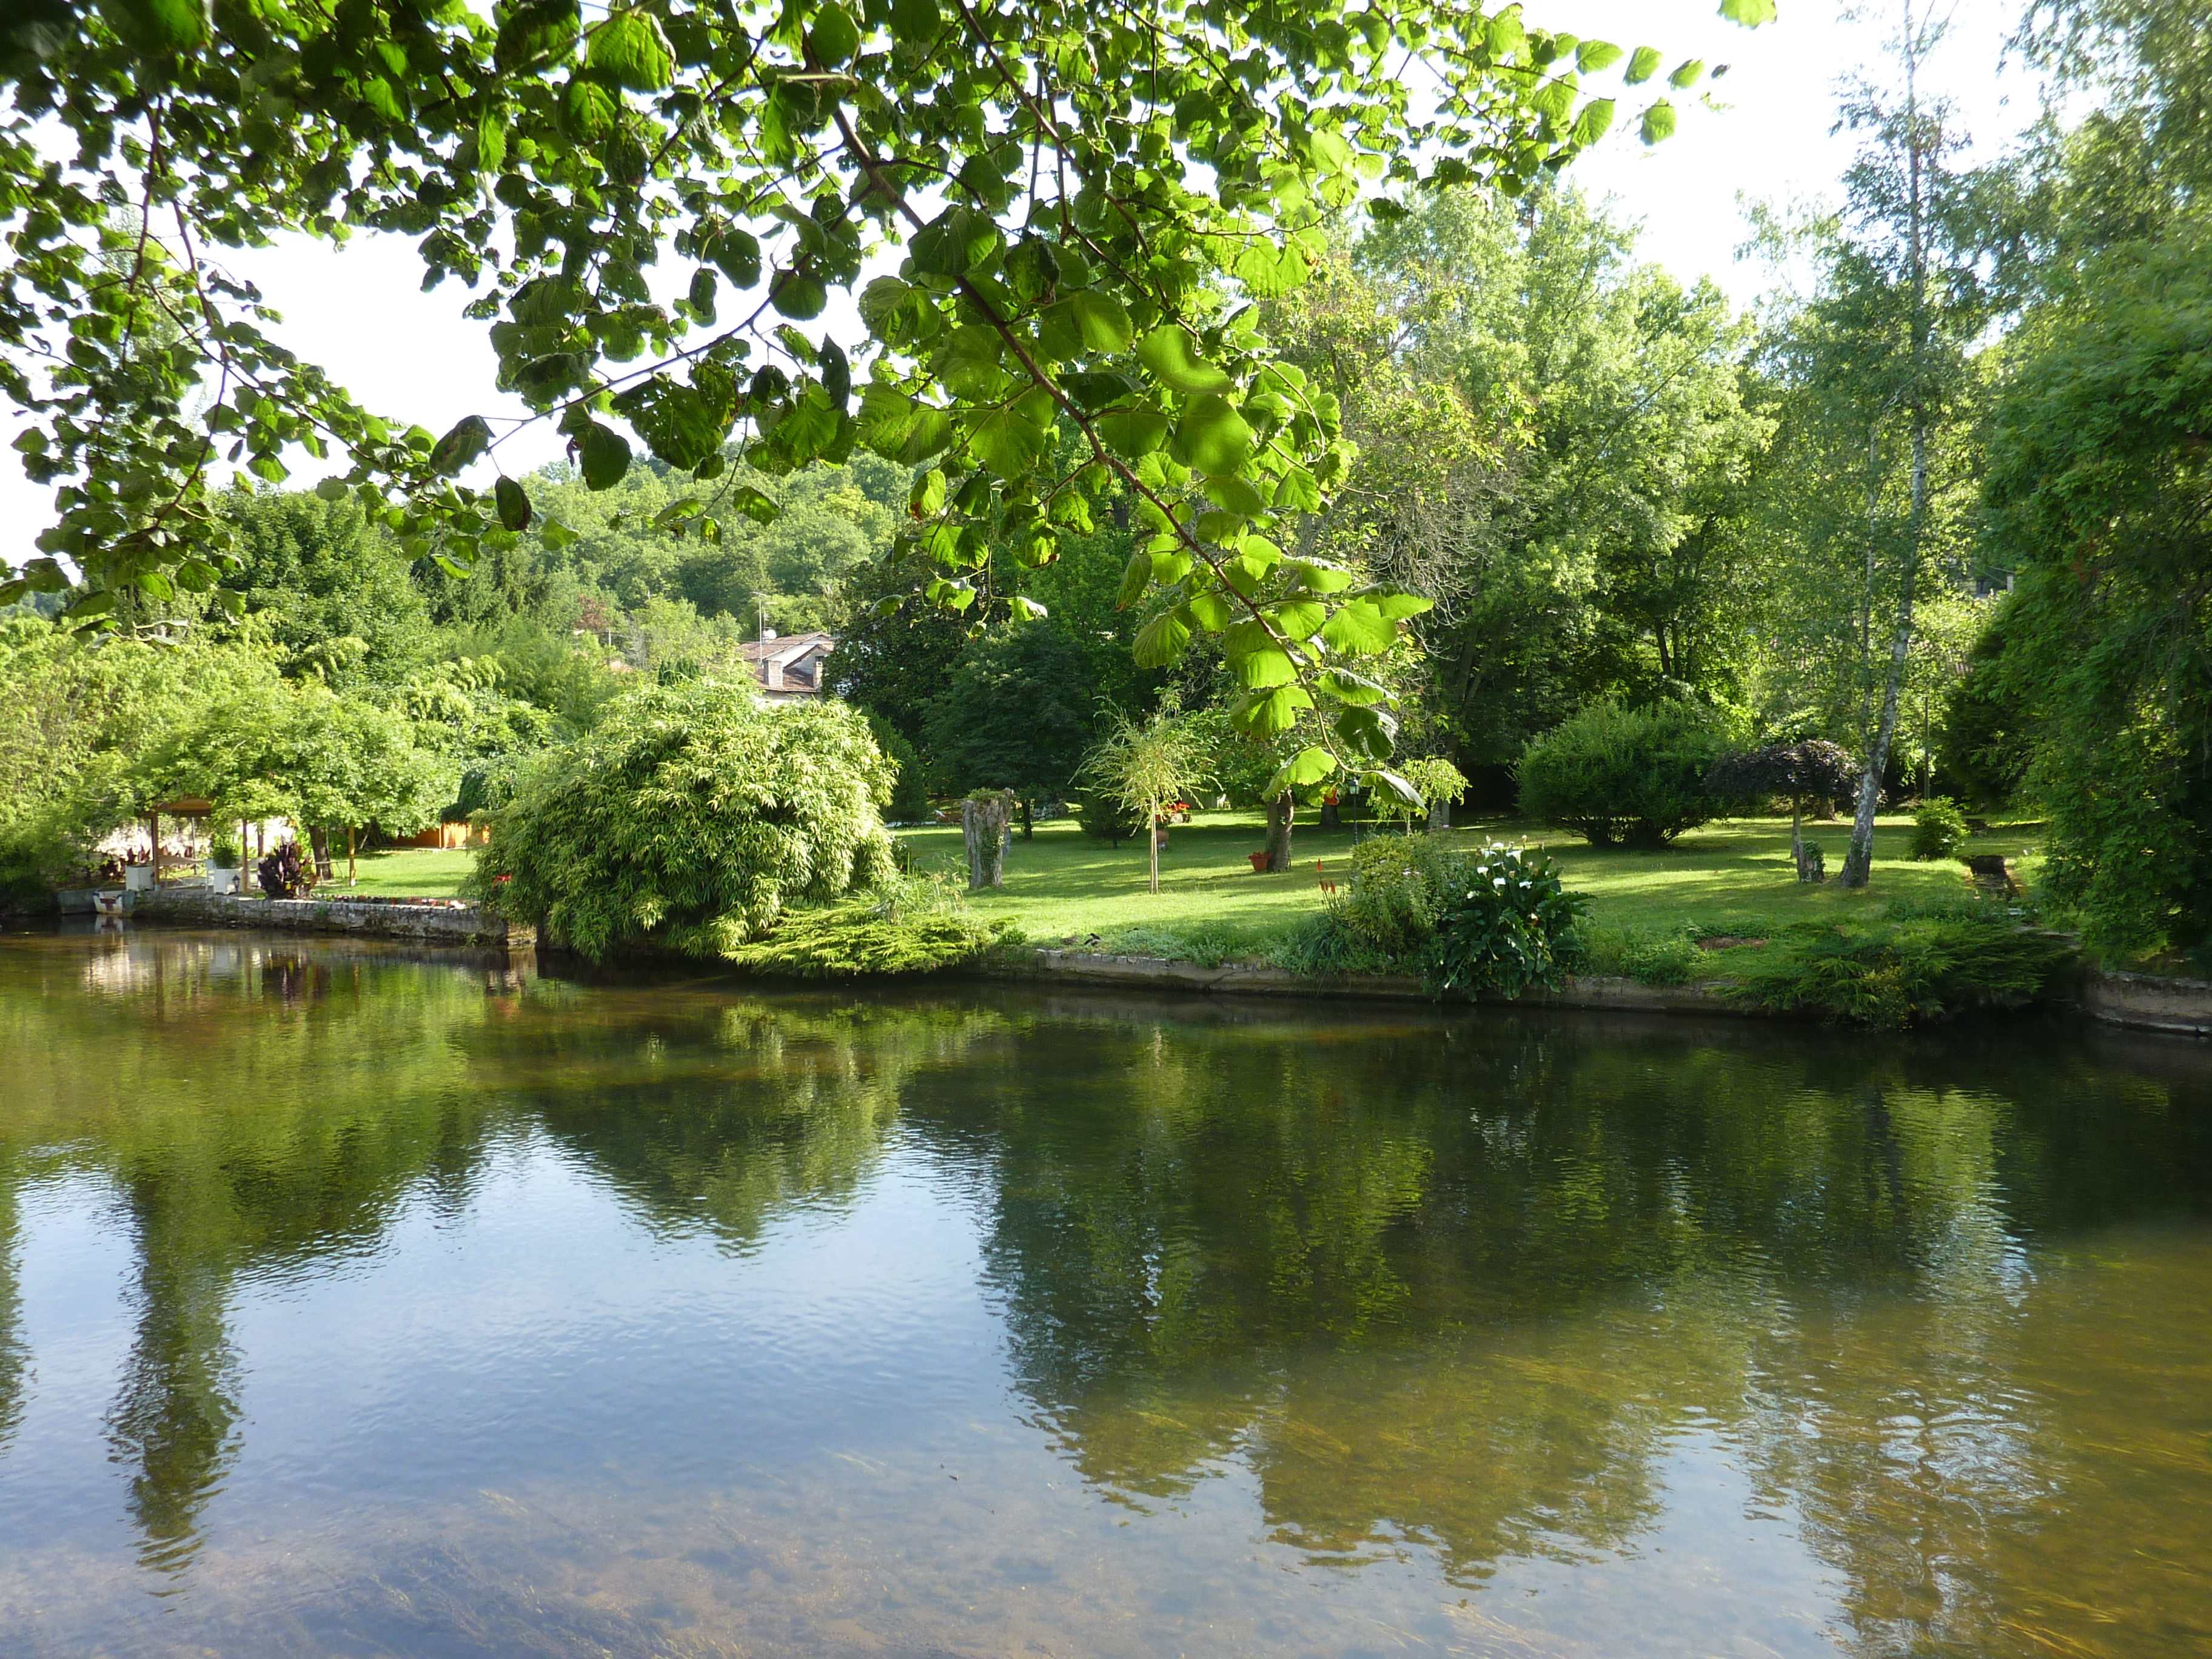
{"left": 1248, "top": 851, "right": 1271, "bottom": 873}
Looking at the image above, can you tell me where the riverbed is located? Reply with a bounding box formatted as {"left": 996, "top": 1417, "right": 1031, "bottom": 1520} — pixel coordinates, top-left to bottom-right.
{"left": 2, "top": 927, "right": 2208, "bottom": 1657}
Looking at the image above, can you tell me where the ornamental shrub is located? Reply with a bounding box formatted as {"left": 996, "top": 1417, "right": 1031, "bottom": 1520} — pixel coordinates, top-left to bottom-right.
{"left": 1078, "top": 790, "right": 1145, "bottom": 845}
{"left": 1426, "top": 843, "right": 1589, "bottom": 998}
{"left": 1910, "top": 796, "right": 1971, "bottom": 861}
{"left": 1515, "top": 699, "right": 1739, "bottom": 848}
{"left": 471, "top": 680, "right": 896, "bottom": 962}
{"left": 1330, "top": 834, "right": 1465, "bottom": 962}
{"left": 1718, "top": 907, "right": 2071, "bottom": 1028}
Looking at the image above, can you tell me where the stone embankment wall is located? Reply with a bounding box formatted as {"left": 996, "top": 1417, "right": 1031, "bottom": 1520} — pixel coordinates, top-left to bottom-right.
{"left": 1021, "top": 950, "right": 2212, "bottom": 1033}
{"left": 123, "top": 889, "right": 534, "bottom": 946}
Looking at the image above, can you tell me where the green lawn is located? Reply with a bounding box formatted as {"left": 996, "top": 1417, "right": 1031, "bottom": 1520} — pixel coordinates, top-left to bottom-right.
{"left": 334, "top": 811, "right": 2046, "bottom": 960}
{"left": 326, "top": 847, "right": 478, "bottom": 899}
{"left": 899, "top": 809, "right": 2045, "bottom": 950}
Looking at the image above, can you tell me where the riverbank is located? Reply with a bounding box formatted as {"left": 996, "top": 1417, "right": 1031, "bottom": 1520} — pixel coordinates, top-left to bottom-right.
{"left": 118, "top": 888, "right": 533, "bottom": 945}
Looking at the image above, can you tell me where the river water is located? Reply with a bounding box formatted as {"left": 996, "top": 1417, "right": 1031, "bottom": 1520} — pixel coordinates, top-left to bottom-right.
{"left": 1, "top": 927, "right": 2208, "bottom": 1657}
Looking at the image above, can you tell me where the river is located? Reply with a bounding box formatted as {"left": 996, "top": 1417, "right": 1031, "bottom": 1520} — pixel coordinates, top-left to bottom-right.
{"left": 1, "top": 927, "right": 2207, "bottom": 1657}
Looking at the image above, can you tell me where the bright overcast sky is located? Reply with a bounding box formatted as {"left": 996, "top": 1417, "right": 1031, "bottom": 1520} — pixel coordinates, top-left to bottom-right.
{"left": 0, "top": 1, "right": 2043, "bottom": 572}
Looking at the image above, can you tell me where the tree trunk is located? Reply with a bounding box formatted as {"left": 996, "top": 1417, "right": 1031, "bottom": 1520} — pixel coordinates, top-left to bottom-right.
{"left": 346, "top": 825, "right": 358, "bottom": 885}
{"left": 1148, "top": 809, "right": 1162, "bottom": 894}
{"left": 307, "top": 825, "right": 333, "bottom": 881}
{"left": 1020, "top": 797, "right": 1033, "bottom": 840}
{"left": 1842, "top": 421, "right": 1927, "bottom": 889}
{"left": 1264, "top": 793, "right": 1294, "bottom": 873}
{"left": 962, "top": 793, "right": 1011, "bottom": 889}
{"left": 1427, "top": 797, "right": 1450, "bottom": 834}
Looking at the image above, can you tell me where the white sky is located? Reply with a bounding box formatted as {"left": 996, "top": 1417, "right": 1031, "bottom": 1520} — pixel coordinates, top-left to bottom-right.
{"left": 0, "top": 0, "right": 2043, "bottom": 572}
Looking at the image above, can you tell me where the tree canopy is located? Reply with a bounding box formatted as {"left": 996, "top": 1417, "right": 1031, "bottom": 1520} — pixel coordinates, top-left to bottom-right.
{"left": 1, "top": 0, "right": 1768, "bottom": 809}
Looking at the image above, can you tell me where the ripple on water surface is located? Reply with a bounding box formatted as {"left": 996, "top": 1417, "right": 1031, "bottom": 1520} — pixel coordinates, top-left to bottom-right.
{"left": 0, "top": 927, "right": 2209, "bottom": 1657}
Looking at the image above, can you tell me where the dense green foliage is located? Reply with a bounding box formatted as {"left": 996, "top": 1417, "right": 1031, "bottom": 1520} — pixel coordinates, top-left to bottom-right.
{"left": 1515, "top": 699, "right": 1740, "bottom": 848}
{"left": 1, "top": 0, "right": 1760, "bottom": 828}
{"left": 1424, "top": 843, "right": 1588, "bottom": 998}
{"left": 722, "top": 893, "right": 1013, "bottom": 978}
{"left": 472, "top": 680, "right": 895, "bottom": 960}
{"left": 1720, "top": 906, "right": 2073, "bottom": 1028}
{"left": 1910, "top": 797, "right": 1970, "bottom": 862}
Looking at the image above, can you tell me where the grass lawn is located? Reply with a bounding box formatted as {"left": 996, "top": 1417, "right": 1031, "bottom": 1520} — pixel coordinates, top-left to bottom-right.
{"left": 330, "top": 812, "right": 2049, "bottom": 965}
{"left": 325, "top": 847, "right": 478, "bottom": 899}
{"left": 897, "top": 809, "right": 2046, "bottom": 951}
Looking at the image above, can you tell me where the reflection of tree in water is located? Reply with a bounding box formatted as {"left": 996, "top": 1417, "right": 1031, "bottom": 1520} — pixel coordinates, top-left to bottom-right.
{"left": 6, "top": 935, "right": 2212, "bottom": 1655}
{"left": 0, "top": 938, "right": 1007, "bottom": 1572}
{"left": 941, "top": 1007, "right": 2212, "bottom": 1640}
{"left": 4, "top": 934, "right": 521, "bottom": 1572}
{"left": 0, "top": 1183, "right": 22, "bottom": 1461}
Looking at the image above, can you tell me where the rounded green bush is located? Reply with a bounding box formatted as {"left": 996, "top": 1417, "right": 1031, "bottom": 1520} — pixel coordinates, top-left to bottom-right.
{"left": 472, "top": 679, "right": 897, "bottom": 961}
{"left": 1515, "top": 699, "right": 1740, "bottom": 848}
{"left": 1911, "top": 796, "right": 1971, "bottom": 861}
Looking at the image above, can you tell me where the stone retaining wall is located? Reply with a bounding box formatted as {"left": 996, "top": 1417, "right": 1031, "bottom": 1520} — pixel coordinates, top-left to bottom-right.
{"left": 2075, "top": 968, "right": 2212, "bottom": 1037}
{"left": 130, "top": 890, "right": 533, "bottom": 946}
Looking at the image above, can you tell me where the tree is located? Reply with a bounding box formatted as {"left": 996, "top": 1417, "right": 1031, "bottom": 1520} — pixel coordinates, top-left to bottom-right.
{"left": 1707, "top": 740, "right": 1860, "bottom": 881}
{"left": 1081, "top": 709, "right": 1213, "bottom": 894}
{"left": 924, "top": 624, "right": 1098, "bottom": 826}
{"left": 472, "top": 679, "right": 896, "bottom": 959}
{"left": 1769, "top": 4, "right": 1988, "bottom": 889}
{"left": 1979, "top": 234, "right": 2212, "bottom": 957}
{"left": 1, "top": 0, "right": 1769, "bottom": 810}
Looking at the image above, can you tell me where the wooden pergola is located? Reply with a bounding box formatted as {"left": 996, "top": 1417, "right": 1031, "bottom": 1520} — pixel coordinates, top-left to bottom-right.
{"left": 144, "top": 797, "right": 213, "bottom": 883}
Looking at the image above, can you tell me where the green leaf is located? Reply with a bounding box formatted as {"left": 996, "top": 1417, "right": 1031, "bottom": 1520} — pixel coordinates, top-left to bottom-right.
{"left": 909, "top": 468, "right": 946, "bottom": 517}
{"left": 1315, "top": 669, "right": 1392, "bottom": 706}
{"left": 1278, "top": 747, "right": 1338, "bottom": 787}
{"left": 966, "top": 401, "right": 1051, "bottom": 477}
{"left": 1640, "top": 100, "right": 1677, "bottom": 144}
{"left": 1201, "top": 472, "right": 1265, "bottom": 515}
{"left": 1095, "top": 405, "right": 1169, "bottom": 457}
{"left": 1068, "top": 290, "right": 1134, "bottom": 352}
{"left": 104, "top": 0, "right": 209, "bottom": 53}
{"left": 1288, "top": 558, "right": 1354, "bottom": 593}
{"left": 313, "top": 477, "right": 348, "bottom": 502}
{"left": 859, "top": 384, "right": 954, "bottom": 465}
{"left": 1571, "top": 99, "right": 1615, "bottom": 146}
{"left": 1575, "top": 39, "right": 1623, "bottom": 72}
{"left": 1132, "top": 609, "right": 1192, "bottom": 667}
{"left": 494, "top": 475, "right": 533, "bottom": 532}
{"left": 1230, "top": 684, "right": 1315, "bottom": 739}
{"left": 477, "top": 113, "right": 508, "bottom": 175}
{"left": 1136, "top": 326, "right": 1235, "bottom": 395}
{"left": 1226, "top": 639, "right": 1296, "bottom": 689}
{"left": 558, "top": 76, "right": 619, "bottom": 141}
{"left": 936, "top": 323, "right": 1011, "bottom": 398}
{"left": 1668, "top": 58, "right": 1706, "bottom": 89}
{"left": 887, "top": 0, "right": 940, "bottom": 43}
{"left": 587, "top": 10, "right": 674, "bottom": 90}
{"left": 429, "top": 415, "right": 493, "bottom": 475}
{"left": 1116, "top": 550, "right": 1152, "bottom": 609}
{"left": 578, "top": 422, "right": 632, "bottom": 490}
{"left": 808, "top": 3, "right": 859, "bottom": 65}
{"left": 1267, "top": 598, "right": 1327, "bottom": 639}
{"left": 1186, "top": 591, "right": 1236, "bottom": 631}
{"left": 711, "top": 227, "right": 763, "bottom": 288}
{"left": 540, "top": 517, "right": 580, "bottom": 551}
{"left": 1319, "top": 600, "right": 1397, "bottom": 655}
{"left": 1334, "top": 704, "right": 1398, "bottom": 760}
{"left": 1718, "top": 0, "right": 1777, "bottom": 25}
{"left": 1366, "top": 769, "right": 1423, "bottom": 809}
{"left": 730, "top": 485, "right": 780, "bottom": 524}
{"left": 1624, "top": 44, "right": 1663, "bottom": 84}
{"left": 1177, "top": 394, "right": 1253, "bottom": 476}
{"left": 769, "top": 269, "right": 827, "bottom": 320}
{"left": 1359, "top": 585, "right": 1435, "bottom": 620}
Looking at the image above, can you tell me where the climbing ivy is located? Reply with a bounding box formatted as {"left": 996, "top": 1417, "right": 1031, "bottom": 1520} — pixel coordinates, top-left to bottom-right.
{"left": 0, "top": 0, "right": 1770, "bottom": 799}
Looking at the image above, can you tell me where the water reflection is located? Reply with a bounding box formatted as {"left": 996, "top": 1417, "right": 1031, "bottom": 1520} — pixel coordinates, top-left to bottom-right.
{"left": 1, "top": 929, "right": 2208, "bottom": 1657}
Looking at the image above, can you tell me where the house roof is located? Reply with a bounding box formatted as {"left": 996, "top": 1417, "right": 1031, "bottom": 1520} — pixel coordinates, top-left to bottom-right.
{"left": 736, "top": 631, "right": 836, "bottom": 695}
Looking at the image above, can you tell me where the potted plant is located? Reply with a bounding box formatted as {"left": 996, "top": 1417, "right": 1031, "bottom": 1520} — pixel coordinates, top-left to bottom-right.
{"left": 207, "top": 836, "right": 243, "bottom": 895}
{"left": 122, "top": 860, "right": 155, "bottom": 892}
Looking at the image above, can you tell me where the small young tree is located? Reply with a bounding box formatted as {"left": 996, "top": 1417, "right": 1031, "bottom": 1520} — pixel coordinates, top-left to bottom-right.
{"left": 1082, "top": 711, "right": 1214, "bottom": 895}
{"left": 1377, "top": 756, "right": 1470, "bottom": 835}
{"left": 1707, "top": 740, "right": 1861, "bottom": 882}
